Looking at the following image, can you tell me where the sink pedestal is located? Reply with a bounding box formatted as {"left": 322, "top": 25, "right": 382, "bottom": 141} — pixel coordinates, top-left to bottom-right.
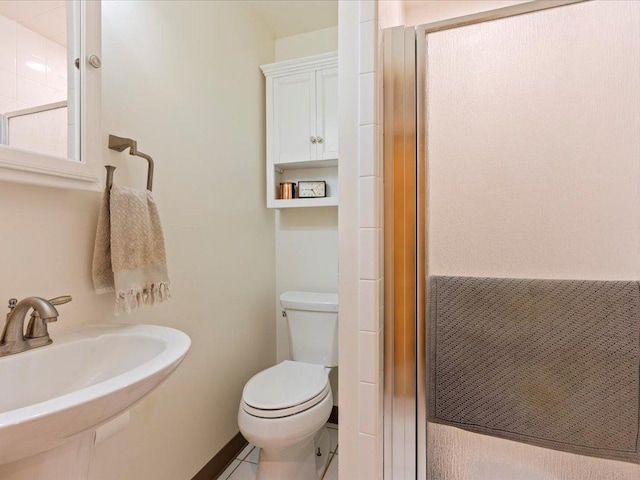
{"left": 0, "top": 432, "right": 93, "bottom": 480}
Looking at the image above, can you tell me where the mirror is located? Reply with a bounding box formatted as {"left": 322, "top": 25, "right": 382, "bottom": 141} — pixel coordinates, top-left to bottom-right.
{"left": 0, "top": 0, "right": 101, "bottom": 191}
{"left": 0, "top": 1, "right": 78, "bottom": 160}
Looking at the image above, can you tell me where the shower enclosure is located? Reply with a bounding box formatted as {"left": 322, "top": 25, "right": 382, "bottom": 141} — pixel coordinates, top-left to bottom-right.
{"left": 383, "top": 1, "right": 640, "bottom": 479}
{"left": 0, "top": 102, "right": 69, "bottom": 158}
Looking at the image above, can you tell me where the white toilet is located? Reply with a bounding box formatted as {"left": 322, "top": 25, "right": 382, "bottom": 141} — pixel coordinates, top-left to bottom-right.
{"left": 238, "top": 291, "right": 338, "bottom": 480}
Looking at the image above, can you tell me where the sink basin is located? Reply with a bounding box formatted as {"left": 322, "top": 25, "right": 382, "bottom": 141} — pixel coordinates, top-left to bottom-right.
{"left": 0, "top": 323, "right": 190, "bottom": 471}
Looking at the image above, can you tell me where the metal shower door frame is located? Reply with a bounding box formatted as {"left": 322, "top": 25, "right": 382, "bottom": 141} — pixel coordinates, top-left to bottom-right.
{"left": 382, "top": 2, "right": 586, "bottom": 479}
{"left": 383, "top": 24, "right": 419, "bottom": 480}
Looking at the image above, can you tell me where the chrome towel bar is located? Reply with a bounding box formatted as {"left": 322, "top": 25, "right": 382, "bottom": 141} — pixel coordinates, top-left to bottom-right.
{"left": 106, "top": 134, "right": 154, "bottom": 191}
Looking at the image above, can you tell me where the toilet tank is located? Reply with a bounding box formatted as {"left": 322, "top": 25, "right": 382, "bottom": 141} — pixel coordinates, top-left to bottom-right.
{"left": 280, "top": 291, "right": 338, "bottom": 367}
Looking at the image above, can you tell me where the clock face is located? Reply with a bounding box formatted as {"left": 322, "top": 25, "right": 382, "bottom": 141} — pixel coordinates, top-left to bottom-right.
{"left": 298, "top": 181, "right": 326, "bottom": 198}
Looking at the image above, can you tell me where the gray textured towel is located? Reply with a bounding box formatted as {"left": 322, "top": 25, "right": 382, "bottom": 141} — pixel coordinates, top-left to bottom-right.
{"left": 428, "top": 276, "right": 640, "bottom": 464}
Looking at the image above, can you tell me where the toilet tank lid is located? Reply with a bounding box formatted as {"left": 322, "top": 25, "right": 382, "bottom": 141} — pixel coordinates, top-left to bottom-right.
{"left": 280, "top": 291, "right": 338, "bottom": 312}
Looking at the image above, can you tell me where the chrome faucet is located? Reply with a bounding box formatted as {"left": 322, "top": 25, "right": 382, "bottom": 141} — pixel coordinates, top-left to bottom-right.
{"left": 0, "top": 296, "right": 71, "bottom": 357}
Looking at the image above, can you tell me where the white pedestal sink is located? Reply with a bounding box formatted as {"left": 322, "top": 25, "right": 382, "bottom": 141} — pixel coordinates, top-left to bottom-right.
{"left": 0, "top": 324, "right": 191, "bottom": 480}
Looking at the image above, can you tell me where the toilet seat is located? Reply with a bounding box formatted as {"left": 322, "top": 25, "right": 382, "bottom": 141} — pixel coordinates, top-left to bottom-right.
{"left": 242, "top": 383, "right": 330, "bottom": 418}
{"left": 242, "top": 361, "right": 330, "bottom": 419}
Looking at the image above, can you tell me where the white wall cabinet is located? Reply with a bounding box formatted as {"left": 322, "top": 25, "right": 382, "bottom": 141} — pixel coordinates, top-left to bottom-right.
{"left": 315, "top": 67, "right": 339, "bottom": 161}
{"left": 273, "top": 71, "right": 316, "bottom": 164}
{"left": 261, "top": 52, "right": 338, "bottom": 208}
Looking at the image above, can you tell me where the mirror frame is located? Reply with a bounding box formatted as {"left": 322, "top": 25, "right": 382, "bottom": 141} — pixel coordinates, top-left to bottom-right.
{"left": 0, "top": 0, "right": 102, "bottom": 192}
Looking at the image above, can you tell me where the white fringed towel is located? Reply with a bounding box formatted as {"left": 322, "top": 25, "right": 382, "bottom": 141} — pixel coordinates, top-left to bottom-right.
{"left": 92, "top": 185, "right": 170, "bottom": 315}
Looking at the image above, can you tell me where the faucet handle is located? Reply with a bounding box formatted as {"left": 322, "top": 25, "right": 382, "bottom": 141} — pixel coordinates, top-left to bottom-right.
{"left": 6, "top": 298, "right": 17, "bottom": 318}
{"left": 5, "top": 298, "right": 17, "bottom": 323}
{"left": 48, "top": 295, "right": 72, "bottom": 306}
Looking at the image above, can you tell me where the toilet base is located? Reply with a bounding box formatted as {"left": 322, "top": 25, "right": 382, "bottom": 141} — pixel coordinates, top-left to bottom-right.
{"left": 314, "top": 427, "right": 331, "bottom": 478}
{"left": 256, "top": 426, "right": 330, "bottom": 480}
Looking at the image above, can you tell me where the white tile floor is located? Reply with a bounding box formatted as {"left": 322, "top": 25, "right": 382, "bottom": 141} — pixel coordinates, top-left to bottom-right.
{"left": 217, "top": 423, "right": 338, "bottom": 480}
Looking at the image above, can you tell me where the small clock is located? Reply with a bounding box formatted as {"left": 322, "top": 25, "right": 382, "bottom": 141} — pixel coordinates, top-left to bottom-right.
{"left": 297, "top": 181, "right": 326, "bottom": 198}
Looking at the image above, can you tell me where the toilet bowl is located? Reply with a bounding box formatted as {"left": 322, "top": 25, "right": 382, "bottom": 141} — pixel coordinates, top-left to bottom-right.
{"left": 237, "top": 292, "right": 338, "bottom": 480}
{"left": 238, "top": 361, "right": 333, "bottom": 480}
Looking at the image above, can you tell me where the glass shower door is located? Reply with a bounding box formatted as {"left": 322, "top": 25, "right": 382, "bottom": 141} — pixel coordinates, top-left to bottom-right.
{"left": 420, "top": 1, "right": 640, "bottom": 479}
{"left": 383, "top": 1, "right": 640, "bottom": 479}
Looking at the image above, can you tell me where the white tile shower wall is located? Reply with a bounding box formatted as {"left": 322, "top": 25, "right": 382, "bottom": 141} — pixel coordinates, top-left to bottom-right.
{"left": 338, "top": 0, "right": 384, "bottom": 477}
{"left": 357, "top": 1, "right": 384, "bottom": 478}
{"left": 0, "top": 14, "right": 67, "bottom": 114}
{"left": 343, "top": 1, "right": 406, "bottom": 478}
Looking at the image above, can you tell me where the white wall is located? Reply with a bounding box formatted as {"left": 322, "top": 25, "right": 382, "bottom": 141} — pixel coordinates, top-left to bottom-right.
{"left": 0, "top": 2, "right": 276, "bottom": 480}
{"left": 272, "top": 27, "right": 340, "bottom": 405}
{"left": 275, "top": 26, "right": 338, "bottom": 62}
{"left": 275, "top": 207, "right": 339, "bottom": 402}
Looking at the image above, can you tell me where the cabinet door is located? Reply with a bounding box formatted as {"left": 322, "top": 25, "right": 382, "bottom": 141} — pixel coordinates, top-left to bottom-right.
{"left": 273, "top": 72, "right": 317, "bottom": 164}
{"left": 315, "top": 67, "right": 339, "bottom": 161}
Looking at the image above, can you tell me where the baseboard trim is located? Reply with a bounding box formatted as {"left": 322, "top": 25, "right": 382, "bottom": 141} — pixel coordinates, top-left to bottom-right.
{"left": 192, "top": 432, "right": 247, "bottom": 480}
{"left": 329, "top": 405, "right": 339, "bottom": 424}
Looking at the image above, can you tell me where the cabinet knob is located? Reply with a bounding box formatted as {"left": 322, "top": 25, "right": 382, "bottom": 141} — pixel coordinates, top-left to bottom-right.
{"left": 310, "top": 136, "right": 317, "bottom": 144}
{"left": 317, "top": 136, "right": 324, "bottom": 144}
{"left": 88, "top": 54, "right": 102, "bottom": 69}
